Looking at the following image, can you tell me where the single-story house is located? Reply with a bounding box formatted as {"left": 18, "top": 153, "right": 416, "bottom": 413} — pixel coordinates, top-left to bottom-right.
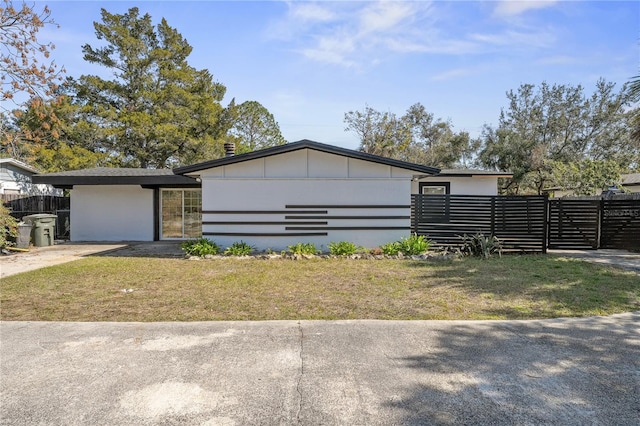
{"left": 0, "top": 158, "right": 61, "bottom": 196}
{"left": 33, "top": 140, "right": 511, "bottom": 250}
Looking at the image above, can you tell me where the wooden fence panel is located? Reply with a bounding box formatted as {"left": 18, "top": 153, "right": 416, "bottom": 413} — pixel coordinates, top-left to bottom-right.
{"left": 600, "top": 199, "right": 640, "bottom": 250}
{"left": 412, "top": 194, "right": 547, "bottom": 253}
{"left": 548, "top": 199, "right": 600, "bottom": 249}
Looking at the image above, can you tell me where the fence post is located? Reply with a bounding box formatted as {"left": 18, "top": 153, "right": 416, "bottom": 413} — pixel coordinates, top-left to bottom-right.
{"left": 542, "top": 194, "right": 548, "bottom": 254}
{"left": 490, "top": 196, "right": 496, "bottom": 236}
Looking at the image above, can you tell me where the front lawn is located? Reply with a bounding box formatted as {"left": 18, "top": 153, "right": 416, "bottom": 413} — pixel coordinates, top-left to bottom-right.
{"left": 1, "top": 255, "right": 638, "bottom": 321}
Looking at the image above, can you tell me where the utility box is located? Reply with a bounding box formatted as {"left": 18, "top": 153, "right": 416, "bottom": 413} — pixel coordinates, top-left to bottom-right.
{"left": 23, "top": 214, "right": 57, "bottom": 247}
{"left": 16, "top": 222, "right": 33, "bottom": 249}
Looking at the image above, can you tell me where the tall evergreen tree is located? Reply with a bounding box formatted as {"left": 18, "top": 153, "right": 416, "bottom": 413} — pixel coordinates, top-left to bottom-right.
{"left": 227, "top": 100, "right": 286, "bottom": 154}
{"left": 71, "top": 7, "right": 230, "bottom": 168}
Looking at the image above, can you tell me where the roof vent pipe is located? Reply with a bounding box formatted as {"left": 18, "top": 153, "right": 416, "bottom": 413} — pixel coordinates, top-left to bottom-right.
{"left": 224, "top": 142, "right": 235, "bottom": 157}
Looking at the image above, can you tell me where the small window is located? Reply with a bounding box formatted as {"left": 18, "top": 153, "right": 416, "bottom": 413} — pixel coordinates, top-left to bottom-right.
{"left": 419, "top": 182, "right": 450, "bottom": 195}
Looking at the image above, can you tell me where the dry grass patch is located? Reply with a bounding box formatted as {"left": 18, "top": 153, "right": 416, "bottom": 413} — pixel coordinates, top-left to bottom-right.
{"left": 1, "top": 255, "right": 638, "bottom": 321}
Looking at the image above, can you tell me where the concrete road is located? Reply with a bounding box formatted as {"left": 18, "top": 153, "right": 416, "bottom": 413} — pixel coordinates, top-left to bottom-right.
{"left": 1, "top": 314, "right": 638, "bottom": 425}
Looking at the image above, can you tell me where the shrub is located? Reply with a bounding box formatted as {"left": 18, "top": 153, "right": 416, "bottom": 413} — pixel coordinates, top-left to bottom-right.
{"left": 181, "top": 238, "right": 220, "bottom": 256}
{"left": 328, "top": 241, "right": 360, "bottom": 256}
{"left": 380, "top": 241, "right": 401, "bottom": 256}
{"left": 224, "top": 241, "right": 255, "bottom": 256}
{"left": 287, "top": 242, "right": 318, "bottom": 255}
{"left": 397, "top": 234, "right": 430, "bottom": 255}
{"left": 459, "top": 233, "right": 502, "bottom": 259}
{"left": 381, "top": 234, "right": 431, "bottom": 256}
{"left": 0, "top": 204, "right": 18, "bottom": 249}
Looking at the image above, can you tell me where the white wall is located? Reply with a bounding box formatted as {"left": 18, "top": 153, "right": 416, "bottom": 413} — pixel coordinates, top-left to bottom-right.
{"left": 70, "top": 186, "right": 154, "bottom": 241}
{"left": 198, "top": 149, "right": 415, "bottom": 180}
{"left": 202, "top": 178, "right": 412, "bottom": 251}
{"left": 412, "top": 176, "right": 500, "bottom": 196}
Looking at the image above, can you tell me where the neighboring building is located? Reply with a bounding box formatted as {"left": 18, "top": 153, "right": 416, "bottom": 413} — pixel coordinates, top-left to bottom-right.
{"left": 33, "top": 140, "right": 509, "bottom": 249}
{"left": 621, "top": 173, "right": 640, "bottom": 193}
{"left": 545, "top": 173, "right": 640, "bottom": 197}
{"left": 0, "top": 158, "right": 61, "bottom": 196}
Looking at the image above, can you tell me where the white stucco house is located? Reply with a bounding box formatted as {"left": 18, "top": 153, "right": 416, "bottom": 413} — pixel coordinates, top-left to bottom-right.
{"left": 0, "top": 158, "right": 61, "bottom": 196}
{"left": 33, "top": 140, "right": 511, "bottom": 249}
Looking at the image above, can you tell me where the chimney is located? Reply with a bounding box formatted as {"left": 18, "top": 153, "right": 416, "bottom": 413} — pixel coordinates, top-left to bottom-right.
{"left": 224, "top": 142, "right": 235, "bottom": 157}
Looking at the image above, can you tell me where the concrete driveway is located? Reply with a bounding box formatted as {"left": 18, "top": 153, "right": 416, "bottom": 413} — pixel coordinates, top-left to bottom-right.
{"left": 0, "top": 241, "right": 184, "bottom": 278}
{"left": 2, "top": 314, "right": 638, "bottom": 425}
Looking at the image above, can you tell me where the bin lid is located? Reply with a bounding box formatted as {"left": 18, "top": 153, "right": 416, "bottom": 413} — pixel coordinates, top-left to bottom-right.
{"left": 23, "top": 214, "right": 58, "bottom": 219}
{"left": 22, "top": 213, "right": 58, "bottom": 224}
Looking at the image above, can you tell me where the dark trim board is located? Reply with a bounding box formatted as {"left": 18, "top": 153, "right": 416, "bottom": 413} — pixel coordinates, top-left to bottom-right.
{"left": 203, "top": 221, "right": 328, "bottom": 225}
{"left": 153, "top": 188, "right": 160, "bottom": 241}
{"left": 284, "top": 215, "right": 410, "bottom": 220}
{"left": 285, "top": 226, "right": 410, "bottom": 231}
{"left": 285, "top": 205, "right": 410, "bottom": 209}
{"left": 203, "top": 232, "right": 328, "bottom": 237}
{"left": 203, "top": 210, "right": 328, "bottom": 215}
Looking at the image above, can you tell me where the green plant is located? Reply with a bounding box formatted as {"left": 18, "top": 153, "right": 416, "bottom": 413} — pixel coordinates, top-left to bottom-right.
{"left": 328, "top": 241, "right": 360, "bottom": 256}
{"left": 181, "top": 238, "right": 220, "bottom": 256}
{"left": 380, "top": 234, "right": 431, "bottom": 256}
{"left": 0, "top": 204, "right": 18, "bottom": 248}
{"left": 380, "top": 241, "right": 401, "bottom": 256}
{"left": 459, "top": 233, "right": 502, "bottom": 259}
{"left": 224, "top": 241, "right": 255, "bottom": 256}
{"left": 397, "top": 234, "right": 430, "bottom": 255}
{"left": 287, "top": 242, "right": 318, "bottom": 255}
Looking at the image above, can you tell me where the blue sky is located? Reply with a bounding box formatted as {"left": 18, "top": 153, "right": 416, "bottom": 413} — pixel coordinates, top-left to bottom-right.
{"left": 38, "top": 1, "right": 638, "bottom": 149}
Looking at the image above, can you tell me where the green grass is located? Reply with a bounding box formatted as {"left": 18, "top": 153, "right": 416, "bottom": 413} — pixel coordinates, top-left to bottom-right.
{"left": 1, "top": 254, "right": 638, "bottom": 321}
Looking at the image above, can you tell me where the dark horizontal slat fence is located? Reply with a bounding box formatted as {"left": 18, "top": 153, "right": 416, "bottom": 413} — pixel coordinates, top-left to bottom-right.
{"left": 2, "top": 195, "right": 70, "bottom": 239}
{"left": 412, "top": 194, "right": 547, "bottom": 253}
{"left": 600, "top": 199, "right": 640, "bottom": 250}
{"left": 548, "top": 199, "right": 600, "bottom": 249}
{"left": 1, "top": 195, "right": 70, "bottom": 213}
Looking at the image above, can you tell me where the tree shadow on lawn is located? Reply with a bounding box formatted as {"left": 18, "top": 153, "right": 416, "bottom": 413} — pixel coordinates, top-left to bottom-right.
{"left": 90, "top": 241, "right": 184, "bottom": 259}
{"left": 406, "top": 256, "right": 640, "bottom": 318}
{"left": 382, "top": 313, "right": 640, "bottom": 425}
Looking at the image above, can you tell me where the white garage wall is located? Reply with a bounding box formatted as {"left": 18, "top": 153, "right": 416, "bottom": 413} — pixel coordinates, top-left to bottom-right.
{"left": 70, "top": 186, "right": 154, "bottom": 241}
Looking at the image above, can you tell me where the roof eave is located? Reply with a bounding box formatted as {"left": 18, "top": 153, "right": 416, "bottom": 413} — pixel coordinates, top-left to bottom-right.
{"left": 32, "top": 175, "right": 199, "bottom": 187}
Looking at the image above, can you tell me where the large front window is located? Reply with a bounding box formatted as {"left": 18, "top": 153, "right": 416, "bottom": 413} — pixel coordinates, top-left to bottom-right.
{"left": 161, "top": 189, "right": 202, "bottom": 239}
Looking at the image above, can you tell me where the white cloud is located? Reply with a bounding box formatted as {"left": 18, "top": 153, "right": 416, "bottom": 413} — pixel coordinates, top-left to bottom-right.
{"left": 471, "top": 29, "right": 556, "bottom": 49}
{"left": 494, "top": 0, "right": 559, "bottom": 18}
{"left": 269, "top": 1, "right": 561, "bottom": 68}
{"left": 359, "top": 1, "right": 416, "bottom": 34}
{"left": 290, "top": 3, "right": 336, "bottom": 23}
